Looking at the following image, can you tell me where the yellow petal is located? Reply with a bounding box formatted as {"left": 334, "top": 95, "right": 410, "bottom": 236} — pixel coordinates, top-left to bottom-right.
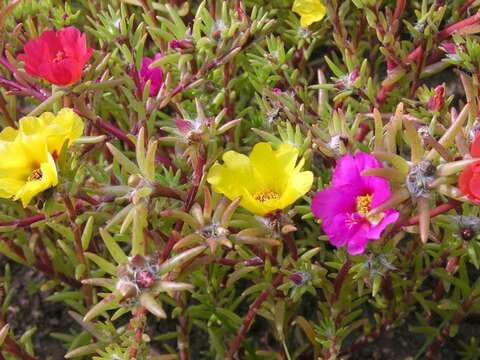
{"left": 292, "top": 0, "right": 327, "bottom": 27}
{"left": 274, "top": 143, "right": 299, "bottom": 180}
{"left": 0, "top": 127, "right": 18, "bottom": 141}
{"left": 249, "top": 143, "right": 282, "bottom": 189}
{"left": 208, "top": 151, "right": 255, "bottom": 196}
{"left": 14, "top": 153, "right": 58, "bottom": 207}
{"left": 279, "top": 170, "right": 313, "bottom": 209}
{"left": 0, "top": 141, "right": 31, "bottom": 178}
{"left": 17, "top": 108, "right": 84, "bottom": 154}
{"left": 54, "top": 108, "right": 84, "bottom": 146}
{"left": 208, "top": 142, "right": 312, "bottom": 216}
{"left": 0, "top": 178, "right": 25, "bottom": 198}
{"left": 0, "top": 135, "right": 57, "bottom": 207}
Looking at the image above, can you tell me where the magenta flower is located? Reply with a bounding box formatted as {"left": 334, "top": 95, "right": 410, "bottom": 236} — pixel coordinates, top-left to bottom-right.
{"left": 311, "top": 152, "right": 399, "bottom": 255}
{"left": 139, "top": 53, "right": 163, "bottom": 96}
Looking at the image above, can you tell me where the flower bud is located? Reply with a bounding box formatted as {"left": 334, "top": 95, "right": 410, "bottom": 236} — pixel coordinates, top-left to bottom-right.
{"left": 288, "top": 271, "right": 311, "bottom": 286}
{"left": 461, "top": 228, "right": 475, "bottom": 241}
{"left": 135, "top": 270, "right": 156, "bottom": 289}
{"left": 128, "top": 174, "right": 142, "bottom": 187}
{"left": 428, "top": 85, "right": 445, "bottom": 111}
{"left": 170, "top": 39, "right": 195, "bottom": 53}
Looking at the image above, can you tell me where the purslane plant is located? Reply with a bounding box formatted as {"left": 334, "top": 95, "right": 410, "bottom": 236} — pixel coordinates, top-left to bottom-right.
{"left": 1, "top": 1, "right": 480, "bottom": 360}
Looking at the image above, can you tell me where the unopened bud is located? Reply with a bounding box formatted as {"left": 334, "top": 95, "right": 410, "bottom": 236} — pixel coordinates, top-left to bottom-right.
{"left": 128, "top": 174, "right": 142, "bottom": 187}
{"left": 170, "top": 39, "right": 195, "bottom": 53}
{"left": 288, "top": 271, "right": 311, "bottom": 286}
{"left": 135, "top": 270, "right": 156, "bottom": 289}
{"left": 461, "top": 228, "right": 475, "bottom": 241}
{"left": 428, "top": 85, "right": 445, "bottom": 111}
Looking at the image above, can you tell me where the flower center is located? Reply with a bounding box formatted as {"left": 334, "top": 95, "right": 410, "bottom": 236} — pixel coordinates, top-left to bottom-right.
{"left": 356, "top": 193, "right": 384, "bottom": 225}
{"left": 254, "top": 189, "right": 280, "bottom": 203}
{"left": 356, "top": 194, "right": 372, "bottom": 216}
{"left": 28, "top": 168, "right": 43, "bottom": 181}
{"left": 53, "top": 50, "right": 66, "bottom": 63}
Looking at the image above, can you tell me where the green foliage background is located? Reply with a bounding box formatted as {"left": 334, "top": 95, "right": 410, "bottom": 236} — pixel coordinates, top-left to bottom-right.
{"left": 1, "top": 0, "right": 480, "bottom": 359}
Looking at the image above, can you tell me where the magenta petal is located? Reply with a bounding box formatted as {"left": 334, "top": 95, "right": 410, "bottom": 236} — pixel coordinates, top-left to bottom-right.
{"left": 324, "top": 213, "right": 364, "bottom": 248}
{"left": 346, "top": 227, "right": 370, "bottom": 255}
{"left": 369, "top": 178, "right": 392, "bottom": 208}
{"left": 311, "top": 186, "right": 358, "bottom": 221}
{"left": 353, "top": 152, "right": 383, "bottom": 172}
{"left": 366, "top": 209, "right": 399, "bottom": 239}
{"left": 332, "top": 154, "right": 362, "bottom": 187}
{"left": 139, "top": 54, "right": 163, "bottom": 96}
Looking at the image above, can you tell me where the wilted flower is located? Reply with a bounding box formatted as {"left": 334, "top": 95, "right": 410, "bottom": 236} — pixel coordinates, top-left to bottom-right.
{"left": 459, "top": 133, "right": 480, "bottom": 202}
{"left": 311, "top": 152, "right": 399, "bottom": 255}
{"left": 0, "top": 108, "right": 84, "bottom": 156}
{"left": 207, "top": 142, "right": 313, "bottom": 216}
{"left": 0, "top": 134, "right": 58, "bottom": 207}
{"left": 139, "top": 53, "right": 163, "bottom": 96}
{"left": 292, "top": 0, "right": 327, "bottom": 27}
{"left": 19, "top": 27, "right": 93, "bottom": 86}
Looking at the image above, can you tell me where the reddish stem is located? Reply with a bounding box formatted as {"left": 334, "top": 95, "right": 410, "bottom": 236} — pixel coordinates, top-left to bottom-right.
{"left": 355, "top": 122, "right": 370, "bottom": 142}
{"left": 331, "top": 260, "right": 352, "bottom": 304}
{"left": 161, "top": 149, "right": 205, "bottom": 261}
{"left": 377, "top": 12, "right": 480, "bottom": 105}
{"left": 459, "top": 0, "right": 476, "bottom": 16}
{"left": 128, "top": 307, "right": 147, "bottom": 359}
{"left": 437, "top": 11, "right": 480, "bottom": 40}
{"left": 63, "top": 195, "right": 93, "bottom": 305}
{"left": 225, "top": 273, "right": 284, "bottom": 359}
{"left": 404, "top": 201, "right": 458, "bottom": 226}
{"left": 4, "top": 336, "right": 37, "bottom": 360}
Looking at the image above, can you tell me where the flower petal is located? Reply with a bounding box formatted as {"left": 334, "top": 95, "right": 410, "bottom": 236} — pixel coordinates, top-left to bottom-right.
{"left": 279, "top": 170, "right": 313, "bottom": 209}
{"left": 471, "top": 134, "right": 480, "bottom": 158}
{"left": 366, "top": 209, "right": 399, "bottom": 239}
{"left": 311, "top": 186, "right": 358, "bottom": 221}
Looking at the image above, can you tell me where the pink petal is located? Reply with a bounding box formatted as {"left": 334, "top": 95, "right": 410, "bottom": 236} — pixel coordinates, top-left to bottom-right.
{"left": 366, "top": 209, "right": 399, "bottom": 239}
{"left": 311, "top": 186, "right": 358, "bottom": 221}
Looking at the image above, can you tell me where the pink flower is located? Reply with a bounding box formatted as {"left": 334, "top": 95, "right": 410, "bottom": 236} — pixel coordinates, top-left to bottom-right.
{"left": 19, "top": 27, "right": 93, "bottom": 86}
{"left": 311, "top": 152, "right": 399, "bottom": 255}
{"left": 139, "top": 53, "right": 163, "bottom": 96}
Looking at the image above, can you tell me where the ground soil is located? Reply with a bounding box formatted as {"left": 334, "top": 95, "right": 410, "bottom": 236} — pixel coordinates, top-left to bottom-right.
{"left": 2, "top": 261, "right": 77, "bottom": 360}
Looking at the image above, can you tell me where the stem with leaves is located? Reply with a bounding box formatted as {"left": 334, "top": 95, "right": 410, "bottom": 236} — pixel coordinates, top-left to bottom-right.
{"left": 225, "top": 273, "right": 284, "bottom": 359}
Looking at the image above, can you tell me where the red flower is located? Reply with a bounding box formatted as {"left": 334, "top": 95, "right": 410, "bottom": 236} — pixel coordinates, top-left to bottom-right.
{"left": 19, "top": 27, "right": 93, "bottom": 86}
{"left": 459, "top": 133, "right": 480, "bottom": 202}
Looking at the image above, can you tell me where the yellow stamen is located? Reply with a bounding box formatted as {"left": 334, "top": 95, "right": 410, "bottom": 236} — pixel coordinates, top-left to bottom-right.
{"left": 356, "top": 194, "right": 372, "bottom": 216}
{"left": 254, "top": 189, "right": 280, "bottom": 203}
{"left": 356, "top": 193, "right": 384, "bottom": 225}
{"left": 28, "top": 168, "right": 43, "bottom": 181}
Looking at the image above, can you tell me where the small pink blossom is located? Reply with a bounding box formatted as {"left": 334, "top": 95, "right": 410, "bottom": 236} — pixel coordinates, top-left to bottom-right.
{"left": 139, "top": 53, "right": 163, "bottom": 96}
{"left": 311, "top": 152, "right": 399, "bottom": 255}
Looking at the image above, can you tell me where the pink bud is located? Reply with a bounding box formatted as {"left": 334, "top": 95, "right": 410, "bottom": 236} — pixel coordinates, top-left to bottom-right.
{"left": 170, "top": 39, "right": 194, "bottom": 53}
{"left": 427, "top": 85, "right": 445, "bottom": 111}
{"left": 440, "top": 42, "right": 457, "bottom": 54}
{"left": 349, "top": 69, "right": 360, "bottom": 82}
{"left": 135, "top": 270, "right": 156, "bottom": 288}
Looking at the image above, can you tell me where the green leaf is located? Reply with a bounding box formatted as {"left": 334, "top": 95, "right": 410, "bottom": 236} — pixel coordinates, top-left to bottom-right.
{"left": 100, "top": 228, "right": 128, "bottom": 265}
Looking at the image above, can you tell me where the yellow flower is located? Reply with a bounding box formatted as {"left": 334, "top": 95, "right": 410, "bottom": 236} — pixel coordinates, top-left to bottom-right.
{"left": 0, "top": 108, "right": 84, "bottom": 156}
{"left": 207, "top": 142, "right": 313, "bottom": 216}
{"left": 0, "top": 134, "right": 58, "bottom": 207}
{"left": 292, "top": 0, "right": 327, "bottom": 27}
